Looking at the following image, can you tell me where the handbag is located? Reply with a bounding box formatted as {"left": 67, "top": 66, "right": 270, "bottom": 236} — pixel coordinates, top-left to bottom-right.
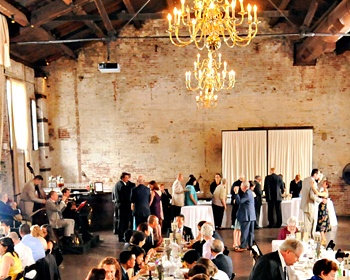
{"left": 52, "top": 243, "right": 64, "bottom": 266}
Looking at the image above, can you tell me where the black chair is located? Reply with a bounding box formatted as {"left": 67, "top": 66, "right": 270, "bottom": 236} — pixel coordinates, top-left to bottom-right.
{"left": 251, "top": 240, "right": 263, "bottom": 262}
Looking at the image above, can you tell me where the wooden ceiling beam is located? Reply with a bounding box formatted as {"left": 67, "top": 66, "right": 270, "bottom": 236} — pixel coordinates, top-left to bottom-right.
{"left": 269, "top": 0, "right": 292, "bottom": 27}
{"left": 53, "top": 10, "right": 290, "bottom": 21}
{"left": 20, "top": 27, "right": 76, "bottom": 59}
{"left": 0, "top": 0, "right": 29, "bottom": 26}
{"left": 75, "top": 7, "right": 106, "bottom": 38}
{"left": 30, "top": 0, "right": 92, "bottom": 27}
{"left": 302, "top": 0, "right": 319, "bottom": 29}
{"left": 122, "top": 0, "right": 142, "bottom": 29}
{"left": 93, "top": 0, "right": 116, "bottom": 37}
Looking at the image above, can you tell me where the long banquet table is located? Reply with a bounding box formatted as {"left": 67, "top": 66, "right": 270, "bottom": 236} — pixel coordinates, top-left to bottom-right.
{"left": 181, "top": 203, "right": 215, "bottom": 237}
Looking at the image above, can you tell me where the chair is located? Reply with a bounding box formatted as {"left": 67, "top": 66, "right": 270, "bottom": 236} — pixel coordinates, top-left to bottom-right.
{"left": 251, "top": 240, "right": 263, "bottom": 262}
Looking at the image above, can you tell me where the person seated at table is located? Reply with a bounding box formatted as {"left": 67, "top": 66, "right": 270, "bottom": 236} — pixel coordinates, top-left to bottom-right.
{"left": 189, "top": 273, "right": 210, "bottom": 280}
{"left": 197, "top": 258, "right": 230, "bottom": 280}
{"left": 147, "top": 215, "right": 163, "bottom": 248}
{"left": 167, "top": 214, "right": 194, "bottom": 240}
{"left": 210, "top": 239, "right": 233, "bottom": 279}
{"left": 137, "top": 223, "right": 153, "bottom": 254}
{"left": 201, "top": 223, "right": 215, "bottom": 259}
{"left": 0, "top": 220, "right": 12, "bottom": 236}
{"left": 85, "top": 268, "right": 106, "bottom": 280}
{"left": 248, "top": 239, "right": 304, "bottom": 280}
{"left": 0, "top": 193, "right": 21, "bottom": 227}
{"left": 182, "top": 249, "right": 200, "bottom": 269}
{"left": 123, "top": 231, "right": 145, "bottom": 250}
{"left": 30, "top": 224, "right": 48, "bottom": 250}
{"left": 119, "top": 250, "right": 147, "bottom": 280}
{"left": 98, "top": 257, "right": 122, "bottom": 280}
{"left": 188, "top": 264, "right": 209, "bottom": 279}
{"left": 129, "top": 246, "right": 146, "bottom": 276}
{"left": 277, "top": 216, "right": 299, "bottom": 240}
{"left": 0, "top": 237, "right": 23, "bottom": 280}
{"left": 308, "top": 258, "right": 338, "bottom": 280}
{"left": 185, "top": 177, "right": 198, "bottom": 206}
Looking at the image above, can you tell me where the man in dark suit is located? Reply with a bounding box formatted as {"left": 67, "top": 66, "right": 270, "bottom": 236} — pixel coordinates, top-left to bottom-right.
{"left": 112, "top": 172, "right": 132, "bottom": 241}
{"left": 119, "top": 251, "right": 137, "bottom": 280}
{"left": 211, "top": 239, "right": 234, "bottom": 279}
{"left": 131, "top": 175, "right": 151, "bottom": 227}
{"left": 233, "top": 181, "right": 256, "bottom": 251}
{"left": 167, "top": 214, "right": 194, "bottom": 240}
{"left": 160, "top": 184, "right": 172, "bottom": 233}
{"left": 264, "top": 167, "right": 284, "bottom": 228}
{"left": 0, "top": 193, "right": 21, "bottom": 226}
{"left": 248, "top": 239, "right": 304, "bottom": 280}
{"left": 253, "top": 175, "right": 263, "bottom": 229}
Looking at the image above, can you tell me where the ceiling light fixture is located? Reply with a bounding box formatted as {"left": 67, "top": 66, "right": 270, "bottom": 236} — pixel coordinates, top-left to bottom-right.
{"left": 167, "top": 0, "right": 259, "bottom": 51}
{"left": 186, "top": 51, "right": 235, "bottom": 108}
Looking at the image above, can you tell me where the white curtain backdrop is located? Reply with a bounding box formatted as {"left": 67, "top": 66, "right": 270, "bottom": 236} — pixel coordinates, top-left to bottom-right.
{"left": 222, "top": 129, "right": 313, "bottom": 193}
{"left": 0, "top": 14, "right": 11, "bottom": 68}
{"left": 268, "top": 129, "right": 313, "bottom": 192}
{"left": 222, "top": 130, "right": 267, "bottom": 192}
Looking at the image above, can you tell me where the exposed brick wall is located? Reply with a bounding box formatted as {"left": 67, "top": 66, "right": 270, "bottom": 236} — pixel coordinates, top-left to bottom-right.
{"left": 44, "top": 20, "right": 350, "bottom": 215}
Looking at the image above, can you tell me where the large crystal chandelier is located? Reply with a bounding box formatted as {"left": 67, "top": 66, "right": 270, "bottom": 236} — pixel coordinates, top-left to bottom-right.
{"left": 167, "top": 0, "right": 259, "bottom": 51}
{"left": 186, "top": 51, "right": 235, "bottom": 108}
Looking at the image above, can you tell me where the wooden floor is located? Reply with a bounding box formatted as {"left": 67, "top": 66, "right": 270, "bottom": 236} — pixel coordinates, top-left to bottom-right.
{"left": 60, "top": 216, "right": 350, "bottom": 280}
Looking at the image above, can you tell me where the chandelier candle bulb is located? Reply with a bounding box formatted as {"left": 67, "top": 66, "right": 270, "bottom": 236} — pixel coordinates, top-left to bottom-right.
{"left": 167, "top": 14, "right": 172, "bottom": 29}
{"left": 247, "top": 4, "right": 252, "bottom": 23}
{"left": 181, "top": 0, "right": 185, "bottom": 13}
{"left": 239, "top": 0, "right": 244, "bottom": 12}
{"left": 218, "top": 53, "right": 222, "bottom": 63}
{"left": 253, "top": 5, "right": 257, "bottom": 22}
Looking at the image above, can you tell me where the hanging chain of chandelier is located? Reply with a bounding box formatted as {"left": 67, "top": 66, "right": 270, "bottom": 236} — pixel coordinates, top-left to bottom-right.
{"left": 167, "top": 0, "right": 259, "bottom": 108}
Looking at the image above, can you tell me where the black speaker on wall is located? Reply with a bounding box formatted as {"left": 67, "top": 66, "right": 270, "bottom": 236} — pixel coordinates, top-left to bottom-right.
{"left": 342, "top": 163, "right": 350, "bottom": 185}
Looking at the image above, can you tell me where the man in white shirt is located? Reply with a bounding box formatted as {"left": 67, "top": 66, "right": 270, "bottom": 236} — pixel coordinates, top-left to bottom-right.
{"left": 8, "top": 231, "right": 36, "bottom": 279}
{"left": 171, "top": 173, "right": 185, "bottom": 219}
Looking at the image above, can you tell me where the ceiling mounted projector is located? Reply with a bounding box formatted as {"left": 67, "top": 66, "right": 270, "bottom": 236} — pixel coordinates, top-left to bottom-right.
{"left": 98, "top": 62, "right": 120, "bottom": 73}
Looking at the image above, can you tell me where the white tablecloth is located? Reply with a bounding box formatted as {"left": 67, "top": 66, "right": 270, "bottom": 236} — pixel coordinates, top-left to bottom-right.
{"left": 259, "top": 198, "right": 338, "bottom": 229}
{"left": 181, "top": 204, "right": 215, "bottom": 237}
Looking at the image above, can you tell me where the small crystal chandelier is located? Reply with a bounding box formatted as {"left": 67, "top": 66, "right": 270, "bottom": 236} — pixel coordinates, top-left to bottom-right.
{"left": 167, "top": 0, "right": 259, "bottom": 51}
{"left": 185, "top": 51, "right": 235, "bottom": 108}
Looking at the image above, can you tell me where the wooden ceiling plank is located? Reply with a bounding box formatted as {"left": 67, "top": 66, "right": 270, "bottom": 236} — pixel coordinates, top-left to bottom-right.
{"left": 31, "top": 0, "right": 92, "bottom": 27}
{"left": 269, "top": 0, "right": 292, "bottom": 27}
{"left": 122, "top": 0, "right": 142, "bottom": 29}
{"left": 0, "top": 0, "right": 29, "bottom": 26}
{"left": 53, "top": 10, "right": 290, "bottom": 22}
{"left": 302, "top": 0, "right": 319, "bottom": 28}
{"left": 21, "top": 27, "right": 77, "bottom": 59}
{"left": 93, "top": 0, "right": 116, "bottom": 37}
{"left": 76, "top": 7, "right": 106, "bottom": 38}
